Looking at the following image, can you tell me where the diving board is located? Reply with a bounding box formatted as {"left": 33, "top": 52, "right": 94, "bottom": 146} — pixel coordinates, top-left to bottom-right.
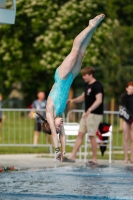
{"left": 0, "top": 0, "right": 16, "bottom": 24}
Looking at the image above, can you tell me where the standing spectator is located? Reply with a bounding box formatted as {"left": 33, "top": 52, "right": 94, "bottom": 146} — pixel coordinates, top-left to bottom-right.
{"left": 63, "top": 66, "right": 104, "bottom": 165}
{"left": 30, "top": 91, "right": 51, "bottom": 146}
{"left": 120, "top": 82, "right": 133, "bottom": 163}
{"left": 0, "top": 94, "right": 2, "bottom": 141}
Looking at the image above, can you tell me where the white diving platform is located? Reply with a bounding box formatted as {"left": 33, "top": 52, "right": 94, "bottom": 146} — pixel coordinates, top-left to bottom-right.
{"left": 0, "top": 0, "right": 16, "bottom": 24}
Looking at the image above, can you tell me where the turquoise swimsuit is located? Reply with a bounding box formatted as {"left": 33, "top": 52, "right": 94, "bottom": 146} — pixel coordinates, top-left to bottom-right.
{"left": 49, "top": 68, "right": 74, "bottom": 116}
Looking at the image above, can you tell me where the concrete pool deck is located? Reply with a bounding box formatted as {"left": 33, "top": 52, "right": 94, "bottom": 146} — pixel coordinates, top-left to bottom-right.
{"left": 0, "top": 153, "right": 133, "bottom": 169}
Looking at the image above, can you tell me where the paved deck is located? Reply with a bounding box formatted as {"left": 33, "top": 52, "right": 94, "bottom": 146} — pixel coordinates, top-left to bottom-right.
{"left": 0, "top": 154, "right": 132, "bottom": 170}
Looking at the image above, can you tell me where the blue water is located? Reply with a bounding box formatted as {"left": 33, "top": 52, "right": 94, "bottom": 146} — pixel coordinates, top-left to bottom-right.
{"left": 0, "top": 165, "right": 133, "bottom": 200}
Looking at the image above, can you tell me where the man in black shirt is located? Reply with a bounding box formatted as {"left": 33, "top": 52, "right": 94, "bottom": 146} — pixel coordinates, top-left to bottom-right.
{"left": 64, "top": 67, "right": 104, "bottom": 164}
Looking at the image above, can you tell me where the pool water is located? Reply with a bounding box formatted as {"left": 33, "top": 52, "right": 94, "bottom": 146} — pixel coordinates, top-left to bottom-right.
{"left": 0, "top": 165, "right": 133, "bottom": 200}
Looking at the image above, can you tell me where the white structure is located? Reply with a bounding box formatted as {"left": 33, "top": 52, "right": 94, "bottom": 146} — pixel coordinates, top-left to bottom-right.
{"left": 0, "top": 0, "right": 16, "bottom": 24}
{"left": 63, "top": 122, "right": 113, "bottom": 164}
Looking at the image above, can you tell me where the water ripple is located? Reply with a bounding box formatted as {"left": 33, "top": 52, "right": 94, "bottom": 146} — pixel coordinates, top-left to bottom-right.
{"left": 0, "top": 166, "right": 133, "bottom": 199}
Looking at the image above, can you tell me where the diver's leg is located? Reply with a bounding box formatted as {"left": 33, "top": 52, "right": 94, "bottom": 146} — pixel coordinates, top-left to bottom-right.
{"left": 130, "top": 123, "right": 133, "bottom": 163}
{"left": 58, "top": 14, "right": 105, "bottom": 79}
{"left": 123, "top": 121, "right": 129, "bottom": 163}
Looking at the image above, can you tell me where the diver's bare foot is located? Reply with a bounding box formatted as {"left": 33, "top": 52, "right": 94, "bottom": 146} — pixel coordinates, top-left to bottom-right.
{"left": 89, "top": 14, "right": 105, "bottom": 28}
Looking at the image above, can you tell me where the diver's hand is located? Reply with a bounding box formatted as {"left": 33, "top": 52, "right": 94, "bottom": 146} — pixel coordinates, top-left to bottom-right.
{"left": 56, "top": 151, "right": 62, "bottom": 161}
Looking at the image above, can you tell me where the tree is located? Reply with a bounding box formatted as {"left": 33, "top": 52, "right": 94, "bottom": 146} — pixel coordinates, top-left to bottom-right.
{"left": 0, "top": 0, "right": 132, "bottom": 107}
{"left": 0, "top": 0, "right": 106, "bottom": 105}
{"left": 0, "top": 0, "right": 61, "bottom": 104}
{"left": 102, "top": 0, "right": 133, "bottom": 103}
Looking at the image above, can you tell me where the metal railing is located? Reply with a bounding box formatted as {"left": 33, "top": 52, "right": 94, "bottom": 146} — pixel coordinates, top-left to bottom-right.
{"left": 0, "top": 109, "right": 122, "bottom": 150}
{"left": 0, "top": 109, "right": 56, "bottom": 153}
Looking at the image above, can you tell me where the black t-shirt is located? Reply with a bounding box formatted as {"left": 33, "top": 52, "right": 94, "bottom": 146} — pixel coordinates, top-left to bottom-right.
{"left": 84, "top": 80, "right": 104, "bottom": 114}
{"left": 120, "top": 92, "right": 133, "bottom": 115}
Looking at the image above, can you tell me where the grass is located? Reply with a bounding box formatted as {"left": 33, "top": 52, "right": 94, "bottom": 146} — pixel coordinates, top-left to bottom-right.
{"left": 0, "top": 110, "right": 125, "bottom": 160}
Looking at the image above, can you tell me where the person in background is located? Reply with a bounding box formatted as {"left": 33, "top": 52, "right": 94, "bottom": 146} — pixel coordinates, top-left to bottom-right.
{"left": 29, "top": 91, "right": 51, "bottom": 147}
{"left": 120, "top": 82, "right": 133, "bottom": 163}
{"left": 63, "top": 67, "right": 104, "bottom": 165}
{"left": 0, "top": 94, "right": 3, "bottom": 141}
